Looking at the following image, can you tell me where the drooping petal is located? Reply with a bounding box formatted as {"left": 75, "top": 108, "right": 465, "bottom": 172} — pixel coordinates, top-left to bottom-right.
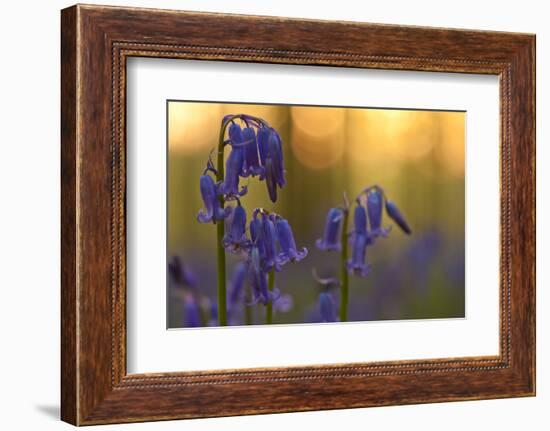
{"left": 228, "top": 122, "right": 246, "bottom": 147}
{"left": 367, "top": 189, "right": 390, "bottom": 238}
{"left": 276, "top": 218, "right": 308, "bottom": 264}
{"left": 347, "top": 233, "right": 370, "bottom": 277}
{"left": 220, "top": 147, "right": 244, "bottom": 196}
{"left": 262, "top": 214, "right": 280, "bottom": 271}
{"left": 385, "top": 200, "right": 412, "bottom": 234}
{"left": 222, "top": 205, "right": 249, "bottom": 253}
{"left": 249, "top": 246, "right": 273, "bottom": 305}
{"left": 319, "top": 292, "right": 336, "bottom": 323}
{"left": 268, "top": 130, "right": 285, "bottom": 187}
{"left": 257, "top": 127, "right": 270, "bottom": 167}
{"left": 265, "top": 157, "right": 278, "bottom": 203}
{"left": 249, "top": 216, "right": 265, "bottom": 260}
{"left": 197, "top": 174, "right": 217, "bottom": 223}
{"left": 354, "top": 204, "right": 368, "bottom": 236}
{"left": 316, "top": 208, "right": 343, "bottom": 251}
{"left": 242, "top": 127, "right": 263, "bottom": 177}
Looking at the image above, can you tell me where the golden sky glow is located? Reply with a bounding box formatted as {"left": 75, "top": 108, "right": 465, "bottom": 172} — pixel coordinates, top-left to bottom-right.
{"left": 169, "top": 102, "right": 464, "bottom": 176}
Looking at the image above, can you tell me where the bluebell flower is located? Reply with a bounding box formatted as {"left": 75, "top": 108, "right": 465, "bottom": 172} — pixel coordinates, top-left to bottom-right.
{"left": 183, "top": 296, "right": 201, "bottom": 327}
{"left": 367, "top": 188, "right": 390, "bottom": 238}
{"left": 262, "top": 213, "right": 281, "bottom": 271}
{"left": 257, "top": 127, "right": 270, "bottom": 168}
{"left": 249, "top": 246, "right": 278, "bottom": 305}
{"left": 353, "top": 204, "right": 368, "bottom": 236}
{"left": 273, "top": 293, "right": 293, "bottom": 313}
{"left": 319, "top": 292, "right": 336, "bottom": 323}
{"left": 197, "top": 174, "right": 231, "bottom": 223}
{"left": 222, "top": 204, "right": 249, "bottom": 253}
{"left": 275, "top": 217, "right": 308, "bottom": 264}
{"left": 347, "top": 232, "right": 370, "bottom": 277}
{"left": 385, "top": 200, "right": 411, "bottom": 234}
{"left": 228, "top": 122, "right": 245, "bottom": 147}
{"left": 264, "top": 158, "right": 278, "bottom": 203}
{"left": 219, "top": 146, "right": 246, "bottom": 197}
{"left": 242, "top": 127, "right": 264, "bottom": 177}
{"left": 168, "top": 255, "right": 197, "bottom": 288}
{"left": 316, "top": 208, "right": 343, "bottom": 251}
{"left": 268, "top": 130, "right": 285, "bottom": 187}
{"left": 249, "top": 213, "right": 266, "bottom": 259}
{"left": 261, "top": 129, "right": 285, "bottom": 203}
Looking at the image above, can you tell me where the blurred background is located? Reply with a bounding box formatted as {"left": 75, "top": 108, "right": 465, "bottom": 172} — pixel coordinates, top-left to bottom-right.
{"left": 167, "top": 101, "right": 465, "bottom": 328}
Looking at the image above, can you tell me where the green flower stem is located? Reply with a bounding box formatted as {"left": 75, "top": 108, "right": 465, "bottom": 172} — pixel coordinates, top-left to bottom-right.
{"left": 266, "top": 269, "right": 275, "bottom": 324}
{"left": 339, "top": 209, "right": 350, "bottom": 322}
{"left": 215, "top": 120, "right": 230, "bottom": 326}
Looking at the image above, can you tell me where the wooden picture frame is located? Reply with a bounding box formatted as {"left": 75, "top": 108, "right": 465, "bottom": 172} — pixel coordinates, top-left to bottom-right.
{"left": 61, "top": 4, "right": 535, "bottom": 425}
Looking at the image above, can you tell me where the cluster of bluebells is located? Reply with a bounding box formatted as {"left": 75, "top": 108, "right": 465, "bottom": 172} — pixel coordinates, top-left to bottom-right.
{"left": 197, "top": 114, "right": 307, "bottom": 322}
{"left": 315, "top": 186, "right": 411, "bottom": 320}
{"left": 197, "top": 114, "right": 286, "bottom": 227}
{"left": 316, "top": 185, "right": 411, "bottom": 277}
{"left": 224, "top": 208, "right": 308, "bottom": 308}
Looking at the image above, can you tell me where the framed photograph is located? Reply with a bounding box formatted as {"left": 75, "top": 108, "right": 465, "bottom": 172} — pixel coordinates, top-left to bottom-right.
{"left": 61, "top": 4, "right": 535, "bottom": 425}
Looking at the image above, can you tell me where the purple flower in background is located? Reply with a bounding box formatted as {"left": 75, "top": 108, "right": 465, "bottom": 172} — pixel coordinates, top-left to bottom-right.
{"left": 348, "top": 233, "right": 370, "bottom": 277}
{"left": 273, "top": 293, "right": 293, "bottom": 313}
{"left": 367, "top": 188, "right": 390, "bottom": 238}
{"left": 197, "top": 174, "right": 231, "bottom": 223}
{"left": 228, "top": 262, "right": 248, "bottom": 308}
{"left": 385, "top": 200, "right": 412, "bottom": 234}
{"left": 316, "top": 208, "right": 343, "bottom": 251}
{"left": 276, "top": 217, "right": 308, "bottom": 265}
{"left": 242, "top": 127, "right": 264, "bottom": 177}
{"left": 319, "top": 292, "right": 336, "bottom": 323}
{"left": 168, "top": 255, "right": 197, "bottom": 288}
{"left": 222, "top": 204, "right": 249, "bottom": 253}
{"left": 183, "top": 296, "right": 201, "bottom": 327}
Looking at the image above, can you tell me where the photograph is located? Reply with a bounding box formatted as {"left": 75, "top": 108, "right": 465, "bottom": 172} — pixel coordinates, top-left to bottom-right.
{"left": 167, "top": 101, "right": 466, "bottom": 328}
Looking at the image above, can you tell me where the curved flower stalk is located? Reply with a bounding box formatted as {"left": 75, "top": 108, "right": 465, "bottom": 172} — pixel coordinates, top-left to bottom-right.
{"left": 316, "top": 208, "right": 344, "bottom": 251}
{"left": 196, "top": 114, "right": 304, "bottom": 326}
{"left": 315, "top": 185, "right": 411, "bottom": 322}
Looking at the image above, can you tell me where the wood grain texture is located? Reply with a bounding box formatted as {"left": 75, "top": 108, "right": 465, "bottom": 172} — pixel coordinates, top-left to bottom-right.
{"left": 60, "top": 4, "right": 536, "bottom": 425}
